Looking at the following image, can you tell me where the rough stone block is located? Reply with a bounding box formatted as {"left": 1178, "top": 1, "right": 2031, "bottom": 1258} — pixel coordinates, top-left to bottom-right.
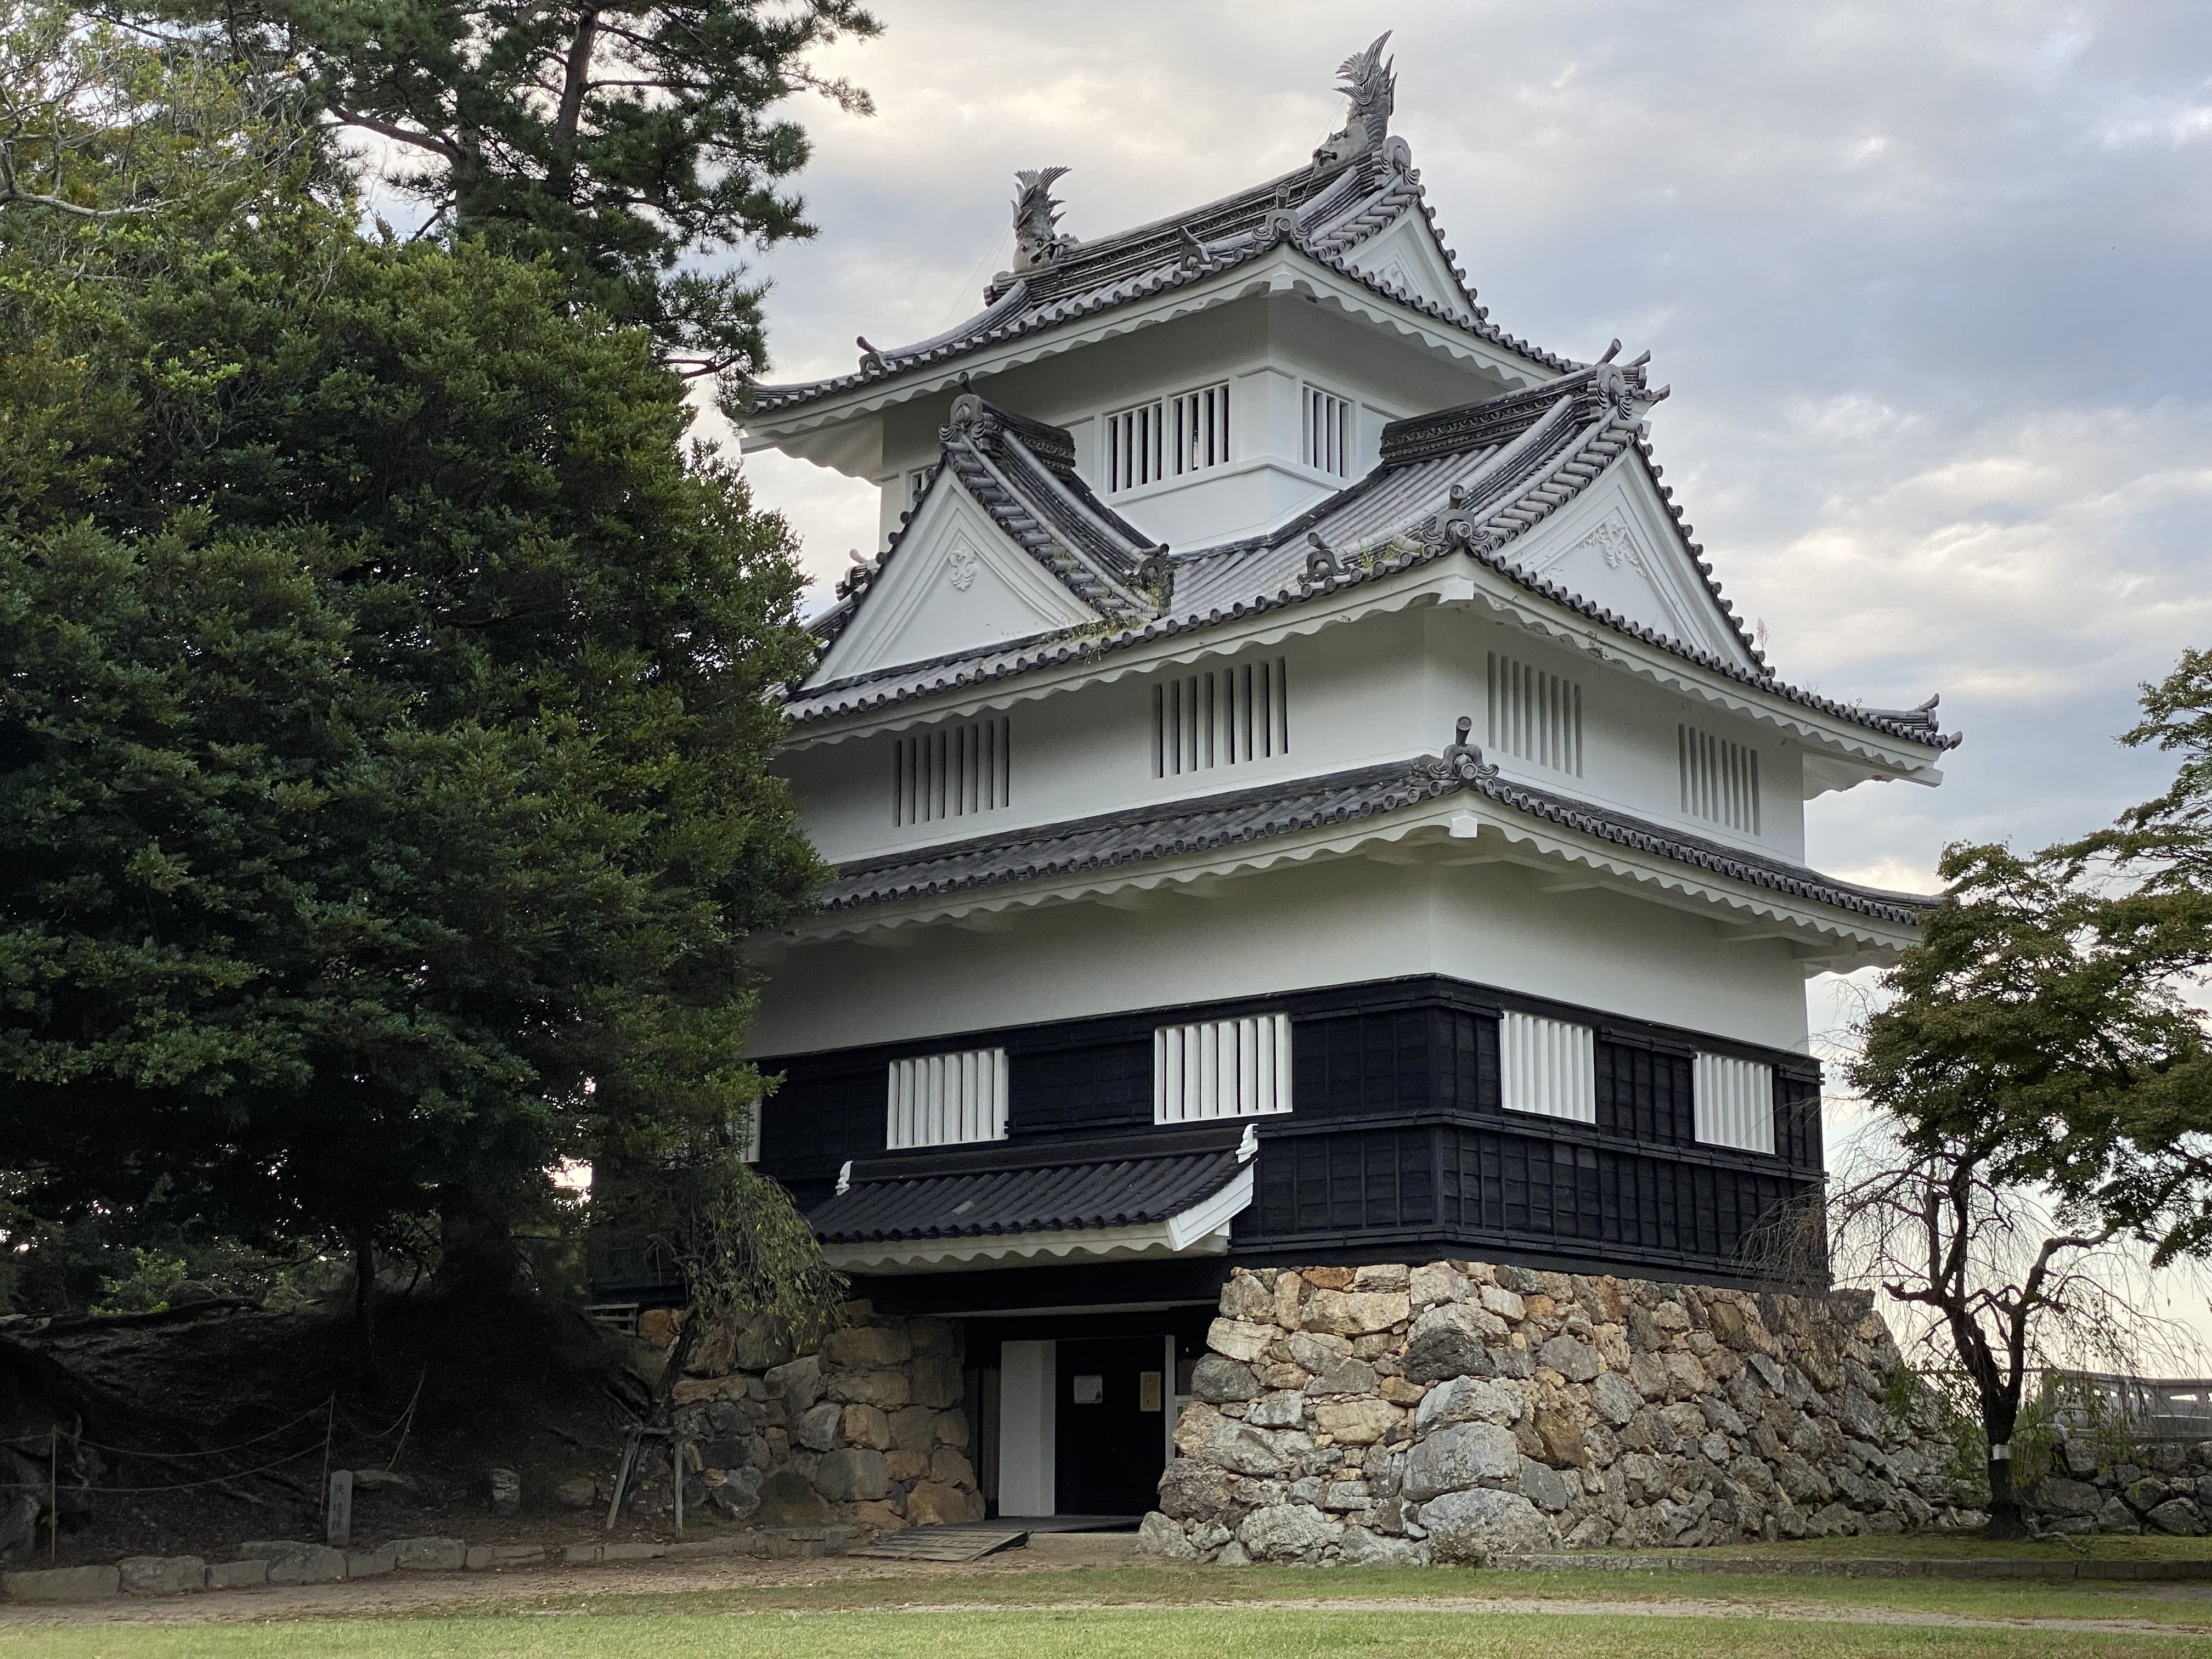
{"left": 1479, "top": 1285, "right": 1525, "bottom": 1321}
{"left": 3, "top": 1564, "right": 120, "bottom": 1602}
{"left": 888, "top": 1404, "right": 938, "bottom": 1449}
{"left": 207, "top": 1559, "right": 268, "bottom": 1589}
{"left": 827, "top": 1368, "right": 911, "bottom": 1409}
{"left": 390, "top": 1536, "right": 467, "bottom": 1571}
{"left": 1158, "top": 1458, "right": 1235, "bottom": 1520}
{"left": 1402, "top": 1421, "right": 1520, "bottom": 1501}
{"left": 601, "top": 1542, "right": 667, "bottom": 1562}
{"left": 814, "top": 1447, "right": 890, "bottom": 1503}
{"left": 1237, "top": 1502, "right": 1343, "bottom": 1561}
{"left": 1313, "top": 1397, "right": 1399, "bottom": 1446}
{"left": 1401, "top": 1304, "right": 1496, "bottom": 1386}
{"left": 1517, "top": 1457, "right": 1575, "bottom": 1513}
{"left": 1308, "top": 1357, "right": 1379, "bottom": 1397}
{"left": 1354, "top": 1264, "right": 1411, "bottom": 1292}
{"left": 1207, "top": 1318, "right": 1275, "bottom": 1362}
{"left": 757, "top": 1468, "right": 836, "bottom": 1528}
{"left": 1218, "top": 1273, "right": 1276, "bottom": 1324}
{"left": 1416, "top": 1375, "right": 1525, "bottom": 1432}
{"left": 929, "top": 1446, "right": 975, "bottom": 1488}
{"left": 1248, "top": 1390, "right": 1305, "bottom": 1428}
{"left": 887, "top": 1449, "right": 929, "bottom": 1482}
{"left": 850, "top": 1499, "right": 906, "bottom": 1532}
{"left": 2147, "top": 1498, "right": 2205, "bottom": 1536}
{"left": 910, "top": 1356, "right": 963, "bottom": 1409}
{"left": 345, "top": 1548, "right": 396, "bottom": 1577}
{"left": 487, "top": 1467, "right": 521, "bottom": 1517}
{"left": 1139, "top": 1510, "right": 1198, "bottom": 1559}
{"left": 906, "top": 1480, "right": 983, "bottom": 1526}
{"left": 764, "top": 1354, "right": 823, "bottom": 1415}
{"left": 119, "top": 1556, "right": 207, "bottom": 1595}
{"left": 795, "top": 1401, "right": 843, "bottom": 1452}
{"left": 1422, "top": 1487, "right": 1554, "bottom": 1563}
{"left": 841, "top": 1403, "right": 893, "bottom": 1450}
{"left": 1340, "top": 1526, "right": 1427, "bottom": 1566}
{"left": 1192, "top": 1355, "right": 1260, "bottom": 1403}
{"left": 240, "top": 1541, "right": 347, "bottom": 1584}
{"left": 1536, "top": 1335, "right": 1601, "bottom": 1383}
{"left": 825, "top": 1325, "right": 912, "bottom": 1368}
{"left": 1302, "top": 1289, "right": 1410, "bottom": 1337}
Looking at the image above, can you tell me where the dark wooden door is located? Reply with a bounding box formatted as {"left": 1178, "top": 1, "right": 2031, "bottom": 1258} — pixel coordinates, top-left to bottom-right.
{"left": 1054, "top": 1335, "right": 1168, "bottom": 1515}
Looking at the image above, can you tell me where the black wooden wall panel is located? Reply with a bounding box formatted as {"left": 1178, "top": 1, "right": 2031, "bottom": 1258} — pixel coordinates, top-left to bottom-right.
{"left": 1775, "top": 1070, "right": 1823, "bottom": 1171}
{"left": 1249, "top": 1127, "right": 1435, "bottom": 1235}
{"left": 1594, "top": 1041, "right": 1694, "bottom": 1147}
{"left": 1294, "top": 1009, "right": 1435, "bottom": 1116}
{"left": 759, "top": 1065, "right": 883, "bottom": 1188}
{"left": 1011, "top": 1037, "right": 1153, "bottom": 1136}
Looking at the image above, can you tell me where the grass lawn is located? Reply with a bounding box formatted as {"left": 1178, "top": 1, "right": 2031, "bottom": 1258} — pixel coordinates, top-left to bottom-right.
{"left": 12, "top": 1609, "right": 2212, "bottom": 1659}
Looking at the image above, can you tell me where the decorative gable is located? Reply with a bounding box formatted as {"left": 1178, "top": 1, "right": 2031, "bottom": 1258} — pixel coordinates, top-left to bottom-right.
{"left": 810, "top": 477, "right": 1102, "bottom": 686}
{"left": 1514, "top": 462, "right": 1758, "bottom": 670}
{"left": 1339, "top": 212, "right": 1474, "bottom": 320}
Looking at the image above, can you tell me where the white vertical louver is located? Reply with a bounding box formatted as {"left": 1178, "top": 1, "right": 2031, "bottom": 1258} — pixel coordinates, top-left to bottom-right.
{"left": 1152, "top": 658, "right": 1289, "bottom": 777}
{"left": 1108, "top": 383, "right": 1231, "bottom": 494}
{"left": 1153, "top": 1014, "right": 1294, "bottom": 1125}
{"left": 1694, "top": 1053, "right": 1775, "bottom": 1153}
{"left": 1302, "top": 385, "right": 1353, "bottom": 477}
{"left": 886, "top": 1049, "right": 1010, "bottom": 1150}
{"left": 1499, "top": 1012, "right": 1596, "bottom": 1124}
{"left": 893, "top": 716, "right": 1012, "bottom": 827}
{"left": 1678, "top": 725, "right": 1762, "bottom": 835}
{"left": 1487, "top": 651, "right": 1583, "bottom": 776}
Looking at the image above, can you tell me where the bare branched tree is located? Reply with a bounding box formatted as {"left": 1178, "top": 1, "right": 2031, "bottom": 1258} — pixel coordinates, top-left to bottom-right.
{"left": 1823, "top": 1114, "right": 2178, "bottom": 1535}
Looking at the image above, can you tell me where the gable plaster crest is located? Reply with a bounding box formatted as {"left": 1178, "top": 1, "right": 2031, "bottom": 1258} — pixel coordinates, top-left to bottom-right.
{"left": 947, "top": 544, "right": 978, "bottom": 591}
{"left": 1577, "top": 517, "right": 1647, "bottom": 574}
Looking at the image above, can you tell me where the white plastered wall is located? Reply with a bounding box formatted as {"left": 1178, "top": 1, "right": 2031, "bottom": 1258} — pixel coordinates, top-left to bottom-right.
{"left": 745, "top": 854, "right": 1815, "bottom": 1061}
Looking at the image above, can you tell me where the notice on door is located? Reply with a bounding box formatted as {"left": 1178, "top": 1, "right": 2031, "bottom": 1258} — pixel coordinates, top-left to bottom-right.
{"left": 1072, "top": 1373, "right": 1104, "bottom": 1405}
{"left": 1139, "top": 1370, "right": 1163, "bottom": 1413}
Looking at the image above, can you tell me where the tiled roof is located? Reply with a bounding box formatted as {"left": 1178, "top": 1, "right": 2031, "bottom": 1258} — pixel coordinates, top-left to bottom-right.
{"left": 806, "top": 1135, "right": 1248, "bottom": 1245}
{"left": 811, "top": 396, "right": 1162, "bottom": 659}
{"left": 749, "top": 154, "right": 1573, "bottom": 420}
{"left": 785, "top": 372, "right": 1961, "bottom": 755}
{"left": 819, "top": 750, "right": 1936, "bottom": 927}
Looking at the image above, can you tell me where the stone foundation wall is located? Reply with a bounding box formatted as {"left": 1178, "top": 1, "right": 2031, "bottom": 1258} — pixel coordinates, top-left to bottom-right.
{"left": 623, "top": 1301, "right": 984, "bottom": 1533}
{"left": 2029, "top": 1436, "right": 2212, "bottom": 1537}
{"left": 1141, "top": 1260, "right": 1988, "bottom": 1566}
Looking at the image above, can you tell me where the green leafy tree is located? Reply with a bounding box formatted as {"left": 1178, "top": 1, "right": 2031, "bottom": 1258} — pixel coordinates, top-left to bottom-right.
{"left": 124, "top": 0, "right": 880, "bottom": 382}
{"left": 0, "top": 5, "right": 828, "bottom": 1352}
{"left": 1843, "top": 659, "right": 2212, "bottom": 1537}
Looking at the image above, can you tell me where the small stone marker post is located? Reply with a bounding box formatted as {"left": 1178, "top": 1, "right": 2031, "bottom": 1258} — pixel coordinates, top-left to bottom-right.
{"left": 325, "top": 1469, "right": 354, "bottom": 1549}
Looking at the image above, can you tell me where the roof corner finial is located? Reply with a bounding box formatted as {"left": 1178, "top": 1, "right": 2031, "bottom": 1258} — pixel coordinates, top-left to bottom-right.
{"left": 1011, "top": 167, "right": 1076, "bottom": 272}
{"left": 1441, "top": 713, "right": 1496, "bottom": 780}
{"left": 856, "top": 335, "right": 889, "bottom": 374}
{"left": 1313, "top": 31, "right": 1400, "bottom": 172}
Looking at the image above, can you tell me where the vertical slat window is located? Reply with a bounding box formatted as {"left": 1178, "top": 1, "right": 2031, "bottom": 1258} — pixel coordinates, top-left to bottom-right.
{"left": 1108, "top": 383, "right": 1231, "bottom": 494}
{"left": 886, "top": 1048, "right": 1010, "bottom": 1149}
{"left": 1678, "top": 724, "right": 1762, "bottom": 835}
{"left": 1694, "top": 1053, "right": 1776, "bottom": 1153}
{"left": 1487, "top": 651, "right": 1584, "bottom": 776}
{"left": 1302, "top": 385, "right": 1353, "bottom": 477}
{"left": 1151, "top": 658, "right": 1289, "bottom": 777}
{"left": 892, "top": 715, "right": 1012, "bottom": 826}
{"left": 1154, "top": 1014, "right": 1294, "bottom": 1124}
{"left": 1499, "top": 1012, "right": 1595, "bottom": 1124}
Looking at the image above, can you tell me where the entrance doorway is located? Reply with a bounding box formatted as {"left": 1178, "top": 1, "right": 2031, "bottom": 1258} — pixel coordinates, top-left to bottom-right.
{"left": 1053, "top": 1336, "right": 1170, "bottom": 1515}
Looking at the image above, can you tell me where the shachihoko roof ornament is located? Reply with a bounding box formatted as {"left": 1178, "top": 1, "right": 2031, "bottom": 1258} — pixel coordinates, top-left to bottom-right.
{"left": 1314, "top": 31, "right": 1407, "bottom": 173}
{"left": 1008, "top": 166, "right": 1076, "bottom": 275}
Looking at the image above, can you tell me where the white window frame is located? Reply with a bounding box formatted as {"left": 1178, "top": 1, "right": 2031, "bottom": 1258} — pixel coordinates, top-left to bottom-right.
{"left": 1154, "top": 1014, "right": 1293, "bottom": 1125}
{"left": 1499, "top": 1012, "right": 1595, "bottom": 1124}
{"left": 1693, "top": 1053, "right": 1776, "bottom": 1153}
{"left": 887, "top": 1049, "right": 1009, "bottom": 1150}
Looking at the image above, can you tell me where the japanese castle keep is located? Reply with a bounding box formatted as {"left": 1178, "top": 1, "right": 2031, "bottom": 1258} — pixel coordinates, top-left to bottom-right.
{"left": 715, "top": 36, "right": 1964, "bottom": 1539}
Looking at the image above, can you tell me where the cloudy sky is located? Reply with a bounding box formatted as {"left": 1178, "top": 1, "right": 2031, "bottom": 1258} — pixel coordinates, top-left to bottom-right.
{"left": 724, "top": 0, "right": 2209, "bottom": 922}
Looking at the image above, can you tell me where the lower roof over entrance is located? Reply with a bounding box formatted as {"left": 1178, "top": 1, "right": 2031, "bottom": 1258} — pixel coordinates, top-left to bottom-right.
{"left": 808, "top": 1124, "right": 1256, "bottom": 1274}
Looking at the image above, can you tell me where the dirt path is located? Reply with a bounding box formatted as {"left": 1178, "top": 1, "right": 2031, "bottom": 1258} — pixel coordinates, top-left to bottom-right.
{"left": 7, "top": 1535, "right": 2212, "bottom": 1637}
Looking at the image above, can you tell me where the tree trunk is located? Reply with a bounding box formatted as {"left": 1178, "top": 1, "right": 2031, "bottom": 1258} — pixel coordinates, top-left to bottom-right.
{"left": 351, "top": 1230, "right": 379, "bottom": 1388}
{"left": 1982, "top": 1400, "right": 2030, "bottom": 1539}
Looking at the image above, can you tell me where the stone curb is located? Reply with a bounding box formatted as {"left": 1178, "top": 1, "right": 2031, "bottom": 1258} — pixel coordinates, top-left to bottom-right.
{"left": 1488, "top": 1551, "right": 2212, "bottom": 1581}
{"left": 0, "top": 1526, "right": 855, "bottom": 1605}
